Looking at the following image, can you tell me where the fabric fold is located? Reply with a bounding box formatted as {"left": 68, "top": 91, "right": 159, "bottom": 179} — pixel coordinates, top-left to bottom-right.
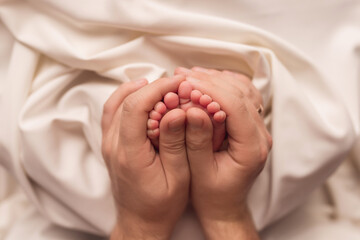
{"left": 0, "top": 0, "right": 359, "bottom": 239}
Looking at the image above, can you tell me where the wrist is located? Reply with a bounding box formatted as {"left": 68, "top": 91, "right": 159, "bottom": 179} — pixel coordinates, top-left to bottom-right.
{"left": 198, "top": 206, "right": 259, "bottom": 240}
{"left": 111, "top": 215, "right": 172, "bottom": 240}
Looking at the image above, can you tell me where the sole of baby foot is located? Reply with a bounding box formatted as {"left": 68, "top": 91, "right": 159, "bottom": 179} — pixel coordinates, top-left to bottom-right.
{"left": 147, "top": 92, "right": 180, "bottom": 149}
{"left": 178, "top": 81, "right": 226, "bottom": 151}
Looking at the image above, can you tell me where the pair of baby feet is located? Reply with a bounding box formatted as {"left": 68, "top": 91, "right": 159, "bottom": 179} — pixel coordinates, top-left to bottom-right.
{"left": 147, "top": 81, "right": 227, "bottom": 151}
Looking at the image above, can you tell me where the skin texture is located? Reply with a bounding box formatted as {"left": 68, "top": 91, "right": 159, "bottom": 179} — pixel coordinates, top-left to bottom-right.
{"left": 147, "top": 80, "right": 226, "bottom": 151}
{"left": 102, "top": 75, "right": 190, "bottom": 239}
{"left": 177, "top": 67, "right": 271, "bottom": 239}
{"left": 101, "top": 67, "right": 271, "bottom": 240}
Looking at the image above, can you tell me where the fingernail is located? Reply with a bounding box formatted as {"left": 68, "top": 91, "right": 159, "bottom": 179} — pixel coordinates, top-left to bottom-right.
{"left": 135, "top": 78, "right": 148, "bottom": 85}
{"left": 186, "top": 77, "right": 200, "bottom": 83}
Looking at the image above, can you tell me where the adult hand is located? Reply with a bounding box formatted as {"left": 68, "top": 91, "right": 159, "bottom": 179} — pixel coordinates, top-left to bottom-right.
{"left": 101, "top": 75, "right": 189, "bottom": 240}
{"left": 175, "top": 67, "right": 272, "bottom": 240}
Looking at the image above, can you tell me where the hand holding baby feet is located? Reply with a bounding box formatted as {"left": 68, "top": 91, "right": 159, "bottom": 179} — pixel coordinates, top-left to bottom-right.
{"left": 102, "top": 76, "right": 189, "bottom": 240}
{"left": 148, "top": 66, "right": 263, "bottom": 152}
{"left": 147, "top": 76, "right": 227, "bottom": 151}
{"left": 181, "top": 68, "right": 271, "bottom": 240}
{"left": 175, "top": 66, "right": 264, "bottom": 118}
{"left": 177, "top": 81, "right": 226, "bottom": 151}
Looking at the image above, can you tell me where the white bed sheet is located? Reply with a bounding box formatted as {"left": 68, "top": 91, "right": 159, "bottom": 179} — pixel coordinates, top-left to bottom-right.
{"left": 0, "top": 0, "right": 359, "bottom": 239}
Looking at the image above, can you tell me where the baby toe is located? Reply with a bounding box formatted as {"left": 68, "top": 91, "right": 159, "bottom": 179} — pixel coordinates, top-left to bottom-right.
{"left": 199, "top": 94, "right": 212, "bottom": 107}
{"left": 149, "top": 110, "right": 162, "bottom": 121}
{"left": 164, "top": 92, "right": 179, "bottom": 109}
{"left": 207, "top": 101, "right": 221, "bottom": 114}
{"left": 147, "top": 119, "right": 159, "bottom": 130}
{"left": 190, "top": 90, "right": 202, "bottom": 104}
{"left": 147, "top": 128, "right": 160, "bottom": 139}
{"left": 213, "top": 110, "right": 226, "bottom": 123}
{"left": 178, "top": 81, "right": 192, "bottom": 104}
{"left": 154, "top": 102, "right": 167, "bottom": 115}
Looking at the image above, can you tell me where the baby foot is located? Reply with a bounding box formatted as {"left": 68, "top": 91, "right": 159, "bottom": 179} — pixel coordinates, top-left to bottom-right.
{"left": 178, "top": 81, "right": 226, "bottom": 151}
{"left": 147, "top": 92, "right": 180, "bottom": 148}
{"left": 147, "top": 81, "right": 226, "bottom": 151}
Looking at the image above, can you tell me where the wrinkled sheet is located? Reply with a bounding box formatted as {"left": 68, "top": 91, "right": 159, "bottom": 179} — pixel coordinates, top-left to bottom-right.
{"left": 0, "top": 0, "right": 359, "bottom": 239}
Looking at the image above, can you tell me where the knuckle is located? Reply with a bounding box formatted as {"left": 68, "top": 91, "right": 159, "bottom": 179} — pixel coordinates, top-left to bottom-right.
{"left": 234, "top": 82, "right": 252, "bottom": 100}
{"left": 122, "top": 96, "right": 137, "bottom": 113}
{"left": 231, "top": 94, "right": 247, "bottom": 112}
{"left": 258, "top": 143, "right": 269, "bottom": 164}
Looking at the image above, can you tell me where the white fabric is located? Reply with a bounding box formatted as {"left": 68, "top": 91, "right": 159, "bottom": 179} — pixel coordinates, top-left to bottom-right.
{"left": 0, "top": 0, "right": 359, "bottom": 239}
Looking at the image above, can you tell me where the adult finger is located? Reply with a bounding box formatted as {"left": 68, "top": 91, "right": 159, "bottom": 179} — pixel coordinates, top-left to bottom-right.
{"left": 119, "top": 75, "right": 185, "bottom": 156}
{"left": 191, "top": 68, "right": 262, "bottom": 109}
{"left": 191, "top": 66, "right": 221, "bottom": 75}
{"left": 174, "top": 66, "right": 192, "bottom": 76}
{"left": 186, "top": 77, "right": 262, "bottom": 151}
{"left": 185, "top": 68, "right": 269, "bottom": 156}
{"left": 101, "top": 79, "right": 148, "bottom": 136}
{"left": 101, "top": 79, "right": 148, "bottom": 165}
{"left": 222, "top": 70, "right": 264, "bottom": 116}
